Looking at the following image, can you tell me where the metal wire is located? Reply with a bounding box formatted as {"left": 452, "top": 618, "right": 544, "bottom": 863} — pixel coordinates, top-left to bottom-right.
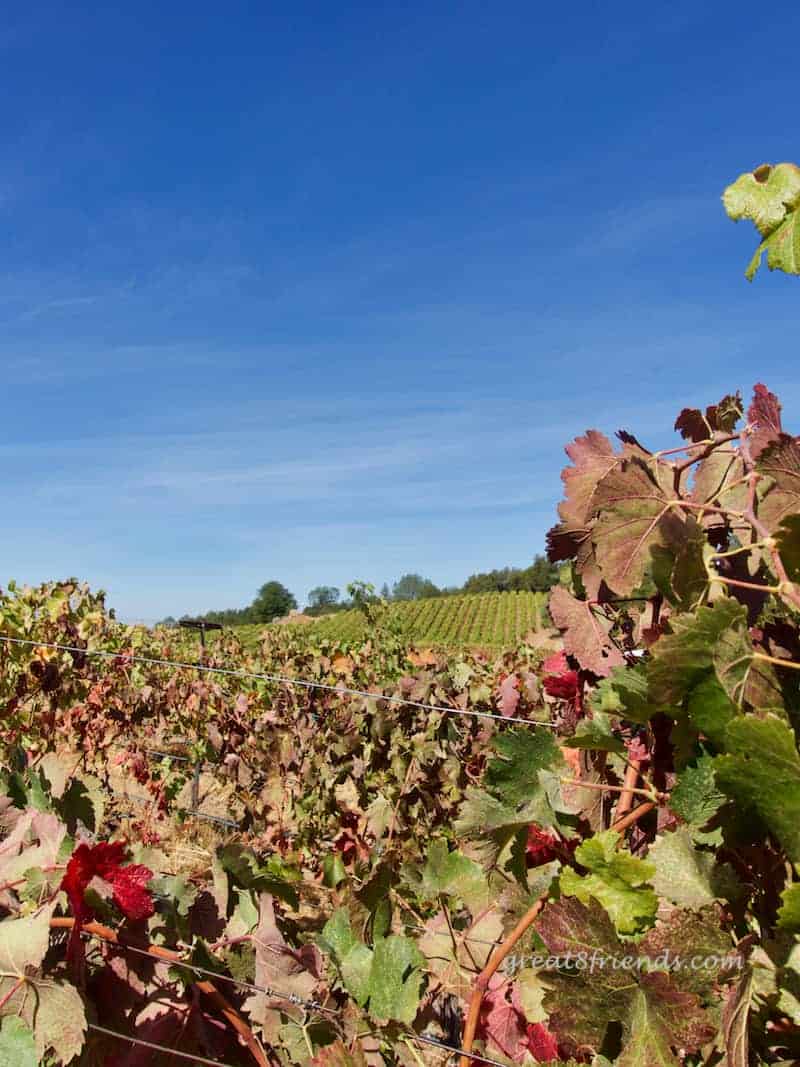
{"left": 412, "top": 1032, "right": 516, "bottom": 1067}
{"left": 111, "top": 787, "right": 242, "bottom": 829}
{"left": 0, "top": 634, "right": 557, "bottom": 728}
{"left": 87, "top": 1022, "right": 240, "bottom": 1066}
{"left": 81, "top": 928, "right": 334, "bottom": 1015}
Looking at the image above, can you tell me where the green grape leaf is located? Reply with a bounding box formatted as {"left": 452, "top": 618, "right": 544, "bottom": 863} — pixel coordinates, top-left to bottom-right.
{"left": 724, "top": 163, "right": 800, "bottom": 236}
{"left": 686, "top": 676, "right": 738, "bottom": 749}
{"left": 714, "top": 715, "right": 800, "bottom": 863}
{"left": 563, "top": 712, "right": 625, "bottom": 753}
{"left": 670, "top": 754, "right": 726, "bottom": 842}
{"left": 368, "top": 935, "right": 424, "bottom": 1023}
{"left": 0, "top": 977, "right": 86, "bottom": 1065}
{"left": 648, "top": 831, "right": 740, "bottom": 914}
{"left": 322, "top": 853, "right": 347, "bottom": 889}
{"left": 0, "top": 1017, "right": 37, "bottom": 1067}
{"left": 647, "top": 599, "right": 744, "bottom": 708}
{"left": 648, "top": 828, "right": 718, "bottom": 909}
{"left": 713, "top": 623, "right": 785, "bottom": 714}
{"left": 559, "top": 831, "right": 657, "bottom": 934}
{"left": 321, "top": 912, "right": 423, "bottom": 1023}
{"left": 484, "top": 729, "right": 565, "bottom": 809}
{"left": 413, "top": 840, "right": 488, "bottom": 913}
{"left": 590, "top": 664, "right": 651, "bottom": 725}
{"left": 455, "top": 729, "right": 567, "bottom": 878}
{"left": 777, "top": 884, "right": 800, "bottom": 932}
{"left": 321, "top": 910, "right": 373, "bottom": 1007}
{"left": 723, "top": 163, "right": 800, "bottom": 279}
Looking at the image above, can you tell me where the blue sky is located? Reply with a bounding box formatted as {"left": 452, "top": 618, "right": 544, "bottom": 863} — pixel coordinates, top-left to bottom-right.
{"left": 3, "top": 2, "right": 800, "bottom": 621}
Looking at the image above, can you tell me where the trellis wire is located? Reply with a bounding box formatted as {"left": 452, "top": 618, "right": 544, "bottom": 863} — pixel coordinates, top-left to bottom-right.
{"left": 412, "top": 1032, "right": 515, "bottom": 1067}
{"left": 0, "top": 634, "right": 557, "bottom": 728}
{"left": 82, "top": 928, "right": 334, "bottom": 1014}
{"left": 88, "top": 1021, "right": 517, "bottom": 1067}
{"left": 87, "top": 1022, "right": 240, "bottom": 1066}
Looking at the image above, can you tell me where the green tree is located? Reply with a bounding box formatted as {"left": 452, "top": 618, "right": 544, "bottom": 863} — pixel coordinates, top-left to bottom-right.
{"left": 392, "top": 574, "right": 440, "bottom": 601}
{"left": 461, "top": 555, "right": 558, "bottom": 595}
{"left": 307, "top": 586, "right": 340, "bottom": 610}
{"left": 251, "top": 581, "right": 297, "bottom": 623}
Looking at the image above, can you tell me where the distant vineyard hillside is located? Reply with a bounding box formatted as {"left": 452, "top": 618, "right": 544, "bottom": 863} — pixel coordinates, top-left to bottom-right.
{"left": 285, "top": 589, "right": 549, "bottom": 649}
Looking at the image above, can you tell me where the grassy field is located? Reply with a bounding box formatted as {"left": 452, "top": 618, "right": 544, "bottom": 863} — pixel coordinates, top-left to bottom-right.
{"left": 210, "top": 589, "right": 550, "bottom": 651}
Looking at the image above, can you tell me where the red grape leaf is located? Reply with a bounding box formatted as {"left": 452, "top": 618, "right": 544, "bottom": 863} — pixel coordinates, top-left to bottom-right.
{"left": 747, "top": 383, "right": 782, "bottom": 458}
{"left": 548, "top": 586, "right": 625, "bottom": 677}
{"left": 757, "top": 433, "right": 800, "bottom": 532}
{"left": 535, "top": 898, "right": 717, "bottom": 1060}
{"left": 591, "top": 457, "right": 684, "bottom": 597}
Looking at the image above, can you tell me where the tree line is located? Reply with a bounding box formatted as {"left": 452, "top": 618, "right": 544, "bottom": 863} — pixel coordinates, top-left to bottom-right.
{"left": 159, "top": 555, "right": 559, "bottom": 627}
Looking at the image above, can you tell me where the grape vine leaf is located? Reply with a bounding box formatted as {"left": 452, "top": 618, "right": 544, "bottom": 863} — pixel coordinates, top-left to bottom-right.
{"left": 535, "top": 898, "right": 715, "bottom": 1060}
{"left": 368, "top": 936, "right": 425, "bottom": 1024}
{"left": 563, "top": 712, "right": 626, "bottom": 753}
{"left": 559, "top": 831, "right": 657, "bottom": 934}
{"left": 748, "top": 383, "right": 783, "bottom": 458}
{"left": 322, "top": 912, "right": 424, "bottom": 1024}
{"left": 670, "top": 754, "right": 726, "bottom": 843}
{"left": 720, "top": 968, "right": 753, "bottom": 1067}
{"left": 455, "top": 728, "right": 567, "bottom": 878}
{"left": 0, "top": 975, "right": 86, "bottom": 1065}
{"left": 311, "top": 1038, "right": 369, "bottom": 1067}
{"left": 757, "top": 435, "right": 800, "bottom": 532}
{"left": 777, "top": 884, "right": 800, "bottom": 932}
{"left": 418, "top": 908, "right": 502, "bottom": 999}
{"left": 0, "top": 910, "right": 52, "bottom": 973}
{"left": 410, "top": 839, "right": 488, "bottom": 913}
{"left": 590, "top": 456, "right": 682, "bottom": 597}
{"left": 647, "top": 599, "right": 744, "bottom": 709}
{"left": 484, "top": 730, "right": 564, "bottom": 809}
{"left": 714, "top": 715, "right": 800, "bottom": 863}
{"left": 557, "top": 430, "right": 620, "bottom": 527}
{"left": 685, "top": 676, "right": 738, "bottom": 749}
{"left": 674, "top": 394, "right": 743, "bottom": 442}
{"left": 774, "top": 515, "right": 800, "bottom": 582}
{"left": 481, "top": 979, "right": 530, "bottom": 1061}
{"left": 514, "top": 967, "right": 549, "bottom": 1023}
{"left": 0, "top": 810, "right": 65, "bottom": 886}
{"left": 648, "top": 827, "right": 723, "bottom": 909}
{"left": 244, "top": 893, "right": 322, "bottom": 1040}
{"left": 322, "top": 909, "right": 373, "bottom": 1007}
{"left": 615, "top": 986, "right": 691, "bottom": 1067}
{"left": 723, "top": 163, "right": 800, "bottom": 279}
{"left": 651, "top": 516, "right": 711, "bottom": 613}
{"left": 0, "top": 1017, "right": 37, "bottom": 1067}
{"left": 639, "top": 905, "right": 739, "bottom": 996}
{"left": 549, "top": 586, "right": 625, "bottom": 677}
{"left": 590, "top": 664, "right": 651, "bottom": 725}
{"left": 713, "top": 622, "right": 785, "bottom": 714}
